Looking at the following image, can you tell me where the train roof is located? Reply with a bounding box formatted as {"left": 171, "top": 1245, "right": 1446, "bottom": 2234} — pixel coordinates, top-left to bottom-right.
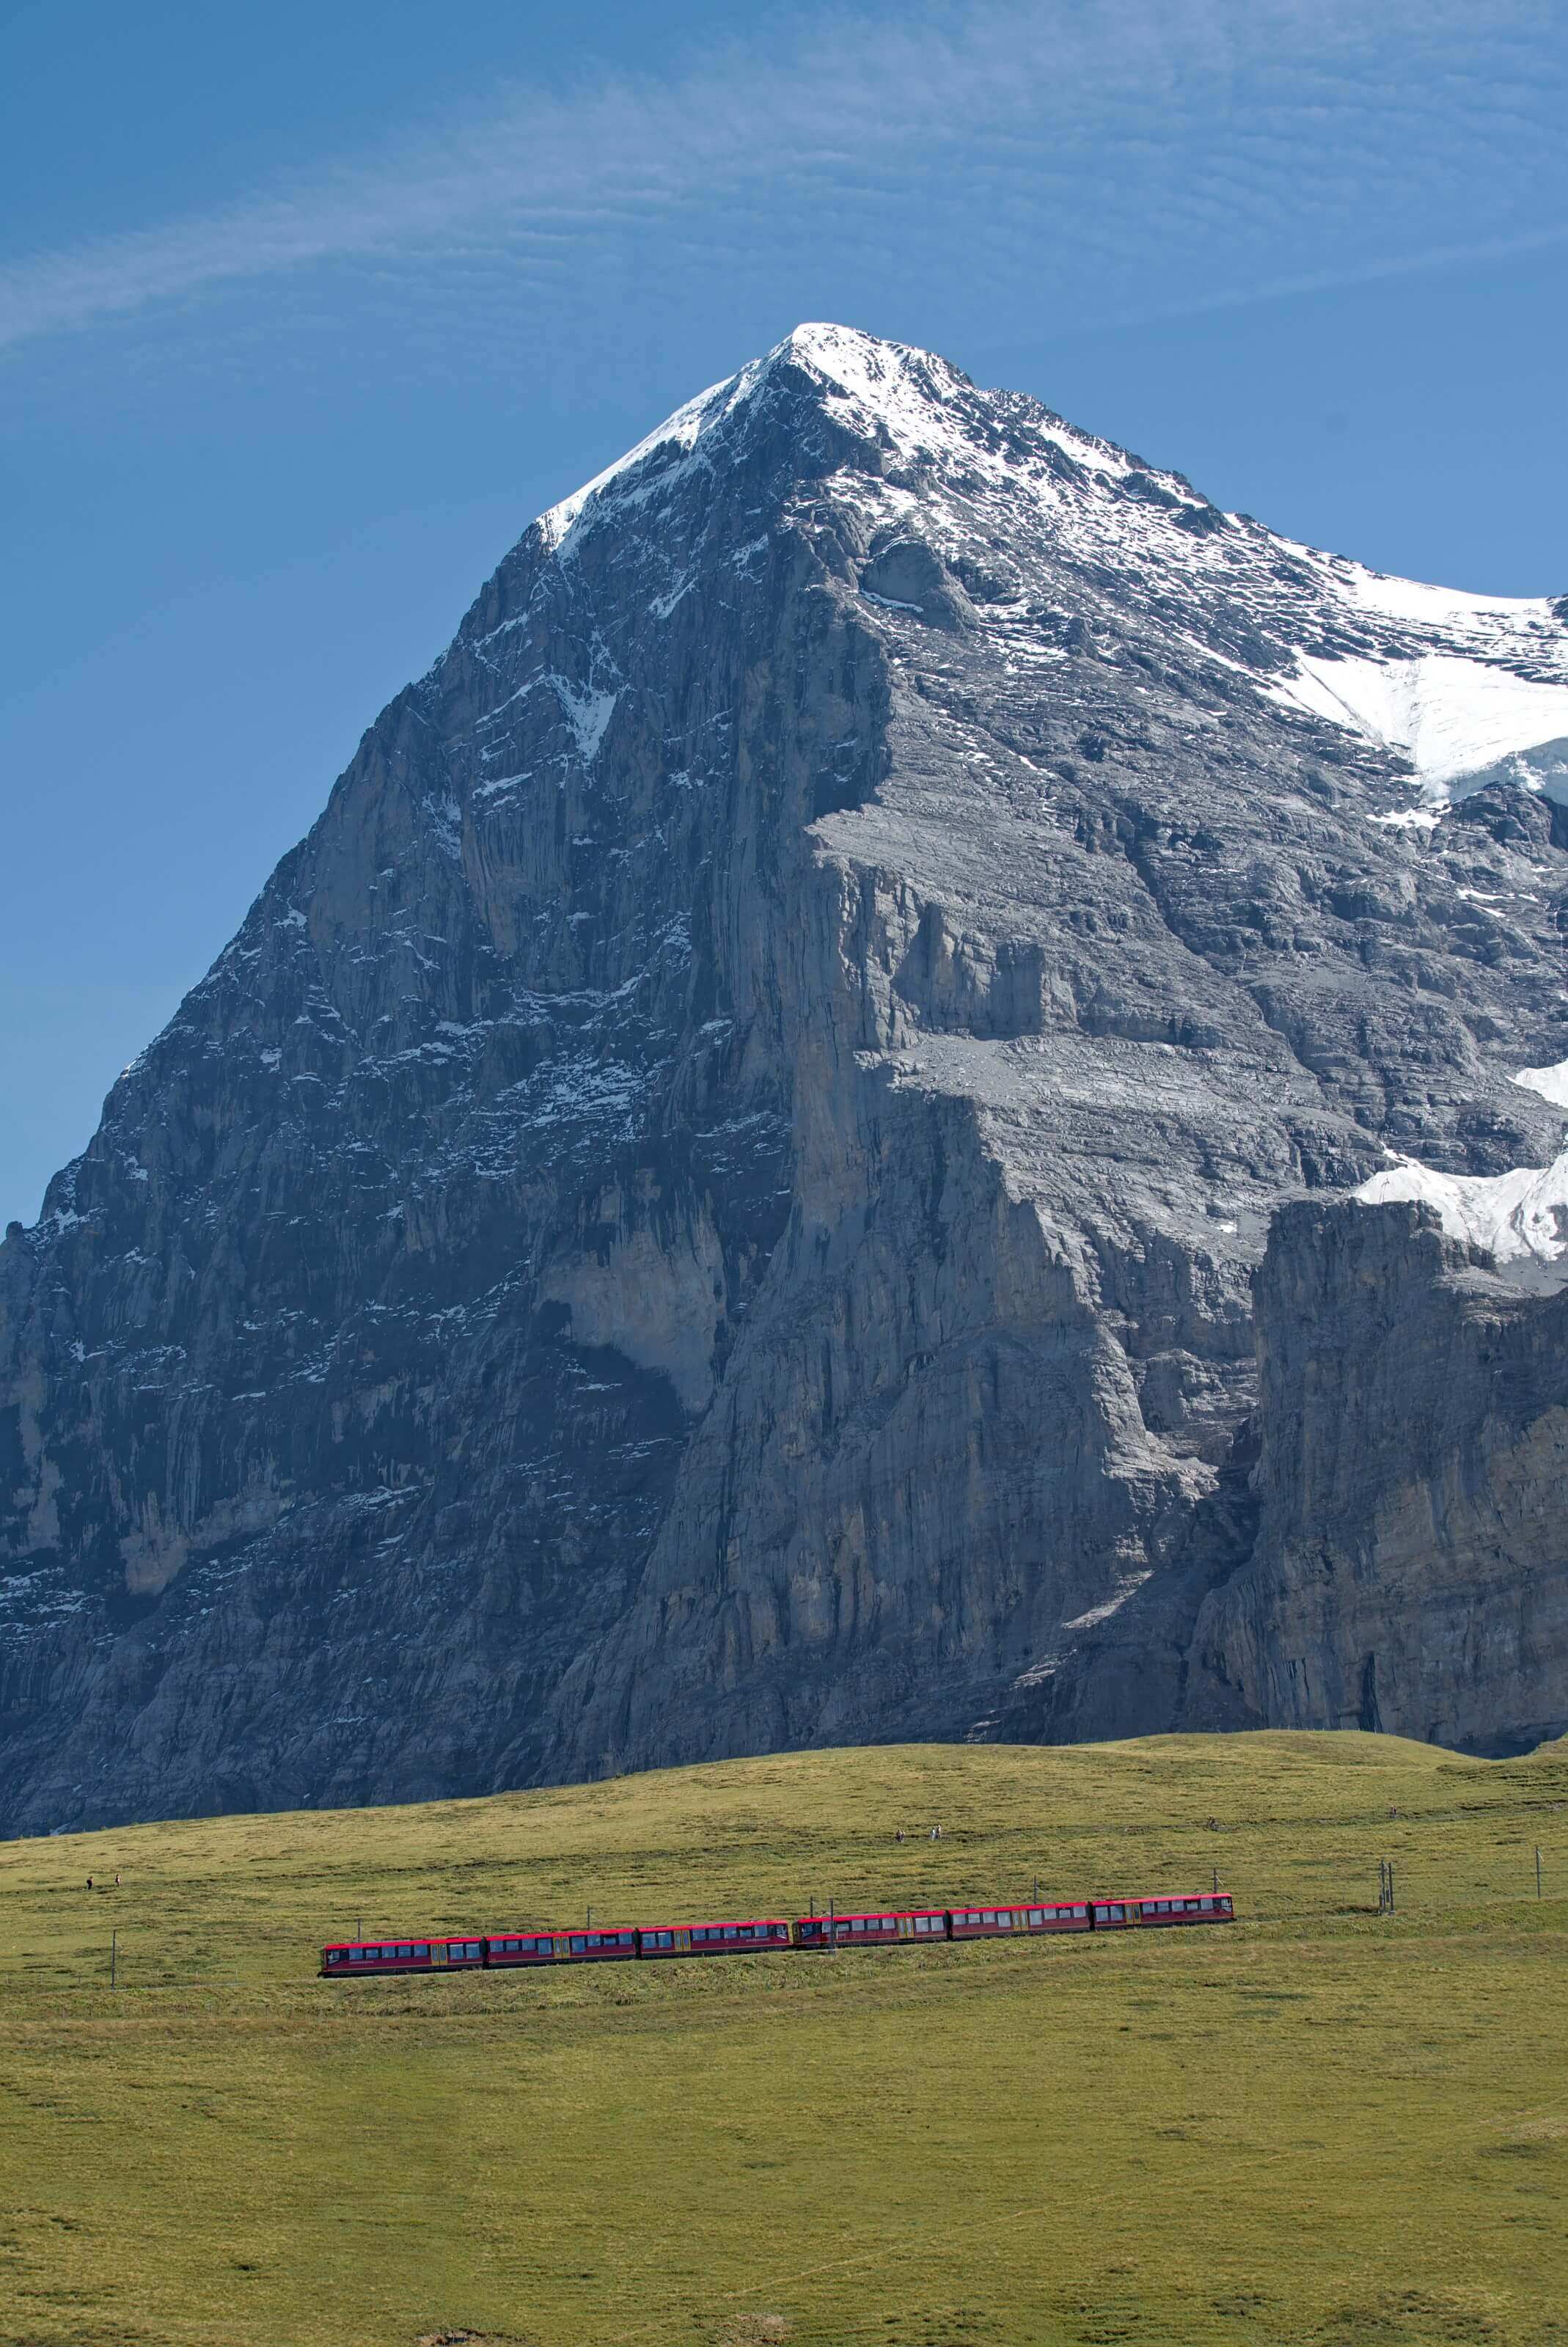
{"left": 320, "top": 1933, "right": 482, "bottom": 1951}
{"left": 1088, "top": 1889, "right": 1231, "bottom": 1903}
{"left": 799, "top": 1906, "right": 948, "bottom": 1922}
{"left": 642, "top": 1914, "right": 790, "bottom": 1930}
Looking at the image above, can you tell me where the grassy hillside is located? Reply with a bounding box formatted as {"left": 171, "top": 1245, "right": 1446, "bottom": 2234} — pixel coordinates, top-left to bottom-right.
{"left": 1, "top": 1732, "right": 1565, "bottom": 2347}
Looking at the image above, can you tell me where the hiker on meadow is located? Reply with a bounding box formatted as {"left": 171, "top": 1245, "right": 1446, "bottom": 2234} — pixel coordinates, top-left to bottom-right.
{"left": 86, "top": 1876, "right": 93, "bottom": 1890}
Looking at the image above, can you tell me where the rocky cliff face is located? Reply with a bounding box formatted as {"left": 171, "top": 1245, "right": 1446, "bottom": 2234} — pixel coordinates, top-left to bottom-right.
{"left": 1197, "top": 1199, "right": 1568, "bottom": 1754}
{"left": 4, "top": 325, "right": 1568, "bottom": 1831}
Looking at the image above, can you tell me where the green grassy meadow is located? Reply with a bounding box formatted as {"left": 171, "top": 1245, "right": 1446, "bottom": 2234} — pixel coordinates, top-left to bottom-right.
{"left": 1, "top": 1731, "right": 1566, "bottom": 2347}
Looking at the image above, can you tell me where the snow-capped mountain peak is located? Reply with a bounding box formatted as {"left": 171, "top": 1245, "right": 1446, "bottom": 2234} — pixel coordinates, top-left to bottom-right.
{"left": 532, "top": 323, "right": 1568, "bottom": 809}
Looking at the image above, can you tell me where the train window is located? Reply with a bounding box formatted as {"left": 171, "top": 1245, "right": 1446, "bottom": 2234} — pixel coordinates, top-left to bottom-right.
{"left": 570, "top": 1937, "right": 586, "bottom": 1955}
{"left": 1027, "top": 1910, "right": 1044, "bottom": 1926}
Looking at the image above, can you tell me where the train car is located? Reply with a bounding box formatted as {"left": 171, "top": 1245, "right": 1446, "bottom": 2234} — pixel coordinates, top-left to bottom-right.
{"left": 637, "top": 1917, "right": 791, "bottom": 1958}
{"left": 794, "top": 1908, "right": 949, "bottom": 1949}
{"left": 1090, "top": 1892, "right": 1234, "bottom": 1930}
{"left": 487, "top": 1933, "right": 563, "bottom": 1966}
{"left": 319, "top": 1936, "right": 485, "bottom": 1977}
{"left": 948, "top": 1900, "right": 1091, "bottom": 1938}
{"left": 551, "top": 1926, "right": 638, "bottom": 1962}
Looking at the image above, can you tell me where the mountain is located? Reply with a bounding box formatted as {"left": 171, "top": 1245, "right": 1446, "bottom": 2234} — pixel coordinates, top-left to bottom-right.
{"left": 4, "top": 323, "right": 1568, "bottom": 1834}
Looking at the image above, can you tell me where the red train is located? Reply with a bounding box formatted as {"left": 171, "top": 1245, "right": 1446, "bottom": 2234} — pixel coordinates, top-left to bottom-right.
{"left": 319, "top": 1890, "right": 1232, "bottom": 1974}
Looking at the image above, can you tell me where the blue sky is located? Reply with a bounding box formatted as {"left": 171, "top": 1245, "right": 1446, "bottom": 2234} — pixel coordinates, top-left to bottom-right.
{"left": 3, "top": 0, "right": 1567, "bottom": 1226}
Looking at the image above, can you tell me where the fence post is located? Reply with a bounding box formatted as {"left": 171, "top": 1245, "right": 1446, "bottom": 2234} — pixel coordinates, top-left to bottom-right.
{"left": 110, "top": 1930, "right": 117, "bottom": 1991}
{"left": 1536, "top": 1848, "right": 1542, "bottom": 1900}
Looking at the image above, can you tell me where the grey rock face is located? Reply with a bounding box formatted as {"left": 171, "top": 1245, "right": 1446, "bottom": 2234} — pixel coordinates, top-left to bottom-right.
{"left": 4, "top": 324, "right": 1568, "bottom": 1831}
{"left": 1198, "top": 1200, "right": 1568, "bottom": 1755}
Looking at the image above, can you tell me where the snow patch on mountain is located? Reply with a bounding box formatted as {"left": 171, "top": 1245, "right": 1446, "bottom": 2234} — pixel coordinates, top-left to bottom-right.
{"left": 1358, "top": 1150, "right": 1568, "bottom": 1267}
{"left": 1264, "top": 651, "right": 1568, "bottom": 801}
{"left": 552, "top": 678, "right": 618, "bottom": 762}
{"left": 1512, "top": 1058, "right": 1568, "bottom": 1110}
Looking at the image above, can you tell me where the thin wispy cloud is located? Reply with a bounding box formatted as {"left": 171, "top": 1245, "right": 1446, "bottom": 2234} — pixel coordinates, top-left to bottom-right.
{"left": 3, "top": 0, "right": 1564, "bottom": 368}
